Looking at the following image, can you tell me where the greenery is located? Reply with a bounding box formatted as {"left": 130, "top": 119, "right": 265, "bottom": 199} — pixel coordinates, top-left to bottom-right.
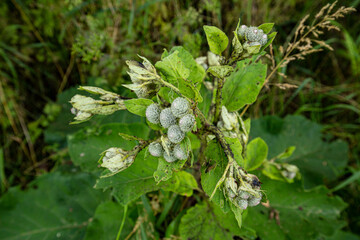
{"left": 0, "top": 0, "right": 359, "bottom": 239}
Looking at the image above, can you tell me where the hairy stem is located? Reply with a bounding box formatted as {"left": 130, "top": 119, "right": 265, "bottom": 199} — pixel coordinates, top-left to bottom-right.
{"left": 214, "top": 77, "right": 225, "bottom": 123}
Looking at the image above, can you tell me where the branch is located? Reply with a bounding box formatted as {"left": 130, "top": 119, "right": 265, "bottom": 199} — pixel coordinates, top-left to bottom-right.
{"left": 213, "top": 77, "right": 225, "bottom": 123}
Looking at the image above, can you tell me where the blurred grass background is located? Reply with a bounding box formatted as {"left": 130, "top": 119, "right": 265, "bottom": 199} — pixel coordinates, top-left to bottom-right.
{"left": 0, "top": 0, "right": 359, "bottom": 233}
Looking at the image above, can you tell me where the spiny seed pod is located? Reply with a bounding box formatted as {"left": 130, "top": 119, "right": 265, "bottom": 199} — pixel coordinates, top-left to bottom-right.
{"left": 173, "top": 144, "right": 188, "bottom": 160}
{"left": 146, "top": 103, "right": 161, "bottom": 124}
{"left": 163, "top": 151, "right": 177, "bottom": 163}
{"left": 160, "top": 108, "right": 177, "bottom": 128}
{"left": 148, "top": 142, "right": 163, "bottom": 157}
{"left": 248, "top": 196, "right": 262, "bottom": 207}
{"left": 238, "top": 190, "right": 251, "bottom": 200}
{"left": 259, "top": 34, "right": 268, "bottom": 46}
{"left": 168, "top": 125, "right": 185, "bottom": 144}
{"left": 236, "top": 198, "right": 248, "bottom": 210}
{"left": 245, "top": 27, "right": 259, "bottom": 42}
{"left": 179, "top": 114, "right": 195, "bottom": 132}
{"left": 171, "top": 97, "right": 190, "bottom": 118}
{"left": 237, "top": 25, "right": 247, "bottom": 38}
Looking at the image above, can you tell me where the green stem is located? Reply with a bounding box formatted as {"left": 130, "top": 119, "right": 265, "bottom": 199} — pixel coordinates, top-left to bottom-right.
{"left": 214, "top": 77, "right": 225, "bottom": 123}
{"left": 116, "top": 204, "right": 128, "bottom": 240}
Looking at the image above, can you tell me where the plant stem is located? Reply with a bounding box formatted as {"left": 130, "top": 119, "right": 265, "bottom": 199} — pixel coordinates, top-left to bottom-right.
{"left": 214, "top": 77, "right": 225, "bottom": 123}
{"left": 116, "top": 204, "right": 128, "bottom": 240}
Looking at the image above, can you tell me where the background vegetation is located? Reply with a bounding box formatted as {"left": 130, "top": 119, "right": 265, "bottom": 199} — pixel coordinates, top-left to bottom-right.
{"left": 0, "top": 0, "right": 359, "bottom": 239}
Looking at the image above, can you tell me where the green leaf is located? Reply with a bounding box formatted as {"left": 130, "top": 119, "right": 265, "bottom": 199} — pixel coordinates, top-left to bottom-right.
{"left": 162, "top": 171, "right": 198, "bottom": 197}
{"left": 201, "top": 140, "right": 230, "bottom": 212}
{"left": 230, "top": 203, "right": 243, "bottom": 228}
{"left": 207, "top": 66, "right": 233, "bottom": 79}
{"left": 250, "top": 115, "right": 348, "bottom": 189}
{"left": 258, "top": 23, "right": 274, "bottom": 34}
{"left": 222, "top": 60, "right": 267, "bottom": 112}
{"left": 276, "top": 146, "right": 296, "bottom": 160}
{"left": 0, "top": 170, "right": 109, "bottom": 240}
{"left": 244, "top": 137, "right": 268, "bottom": 171}
{"left": 203, "top": 25, "right": 229, "bottom": 55}
{"left": 68, "top": 123, "right": 150, "bottom": 172}
{"left": 226, "top": 137, "right": 244, "bottom": 167}
{"left": 260, "top": 31, "right": 277, "bottom": 52}
{"left": 84, "top": 201, "right": 133, "bottom": 240}
{"left": 124, "top": 98, "right": 153, "bottom": 117}
{"left": 179, "top": 202, "right": 244, "bottom": 240}
{"left": 155, "top": 47, "right": 204, "bottom": 102}
{"left": 243, "top": 179, "right": 347, "bottom": 240}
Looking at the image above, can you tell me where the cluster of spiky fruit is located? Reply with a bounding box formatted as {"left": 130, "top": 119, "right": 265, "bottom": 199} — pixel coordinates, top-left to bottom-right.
{"left": 225, "top": 166, "right": 263, "bottom": 210}
{"left": 146, "top": 97, "right": 196, "bottom": 162}
{"left": 237, "top": 25, "right": 268, "bottom": 47}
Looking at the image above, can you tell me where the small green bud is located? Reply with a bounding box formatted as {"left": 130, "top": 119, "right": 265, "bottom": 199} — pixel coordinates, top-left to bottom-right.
{"left": 171, "top": 97, "right": 190, "bottom": 118}
{"left": 146, "top": 103, "right": 161, "bottom": 124}
{"left": 235, "top": 198, "right": 248, "bottom": 210}
{"left": 179, "top": 114, "right": 195, "bottom": 132}
{"left": 160, "top": 108, "right": 177, "bottom": 128}
{"left": 167, "top": 125, "right": 185, "bottom": 144}
{"left": 173, "top": 144, "right": 188, "bottom": 160}
{"left": 163, "top": 150, "right": 177, "bottom": 163}
{"left": 148, "top": 142, "right": 163, "bottom": 157}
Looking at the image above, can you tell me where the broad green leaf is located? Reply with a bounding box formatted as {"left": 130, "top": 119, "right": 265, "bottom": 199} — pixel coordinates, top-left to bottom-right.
{"left": 230, "top": 203, "right": 243, "bottom": 228}
{"left": 95, "top": 150, "right": 197, "bottom": 205}
{"left": 222, "top": 60, "right": 267, "bottom": 112}
{"left": 226, "top": 137, "right": 244, "bottom": 167}
{"left": 124, "top": 98, "right": 153, "bottom": 117}
{"left": 325, "top": 230, "right": 360, "bottom": 240}
{"left": 0, "top": 170, "right": 109, "bottom": 240}
{"left": 244, "top": 137, "right": 268, "bottom": 171}
{"left": 155, "top": 47, "right": 204, "bottom": 102}
{"left": 179, "top": 203, "right": 245, "bottom": 240}
{"left": 162, "top": 171, "right": 198, "bottom": 197}
{"left": 250, "top": 115, "right": 348, "bottom": 188}
{"left": 84, "top": 201, "right": 133, "bottom": 240}
{"left": 258, "top": 23, "right": 274, "bottom": 34}
{"left": 243, "top": 179, "right": 347, "bottom": 240}
{"left": 276, "top": 146, "right": 296, "bottom": 160}
{"left": 68, "top": 123, "right": 150, "bottom": 172}
{"left": 201, "top": 140, "right": 230, "bottom": 212}
{"left": 260, "top": 31, "right": 277, "bottom": 52}
{"left": 203, "top": 25, "right": 229, "bottom": 55}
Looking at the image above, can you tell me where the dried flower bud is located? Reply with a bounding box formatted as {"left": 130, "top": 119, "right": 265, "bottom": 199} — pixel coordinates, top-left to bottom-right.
{"left": 100, "top": 147, "right": 134, "bottom": 173}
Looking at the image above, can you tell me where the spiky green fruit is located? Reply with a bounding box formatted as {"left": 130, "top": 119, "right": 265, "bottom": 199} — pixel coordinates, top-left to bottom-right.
{"left": 179, "top": 114, "right": 195, "bottom": 132}
{"left": 146, "top": 103, "right": 161, "bottom": 124}
{"left": 163, "top": 151, "right": 177, "bottom": 163}
{"left": 148, "top": 142, "right": 163, "bottom": 157}
{"left": 171, "top": 97, "right": 190, "bottom": 118}
{"left": 160, "top": 108, "right": 177, "bottom": 128}
{"left": 168, "top": 125, "right": 185, "bottom": 144}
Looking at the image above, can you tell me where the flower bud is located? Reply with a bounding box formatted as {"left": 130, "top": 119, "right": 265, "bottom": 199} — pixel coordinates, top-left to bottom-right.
{"left": 238, "top": 190, "right": 251, "bottom": 200}
{"left": 171, "top": 97, "right": 190, "bottom": 118}
{"left": 146, "top": 103, "right": 161, "bottom": 124}
{"left": 235, "top": 198, "right": 248, "bottom": 210}
{"left": 259, "top": 34, "right": 268, "bottom": 46}
{"left": 248, "top": 196, "right": 262, "bottom": 207}
{"left": 237, "top": 25, "right": 247, "bottom": 38}
{"left": 163, "top": 150, "right": 177, "bottom": 163}
{"left": 173, "top": 144, "right": 188, "bottom": 160}
{"left": 160, "top": 108, "right": 177, "bottom": 128}
{"left": 168, "top": 125, "right": 185, "bottom": 144}
{"left": 179, "top": 114, "right": 195, "bottom": 132}
{"left": 148, "top": 142, "right": 163, "bottom": 157}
